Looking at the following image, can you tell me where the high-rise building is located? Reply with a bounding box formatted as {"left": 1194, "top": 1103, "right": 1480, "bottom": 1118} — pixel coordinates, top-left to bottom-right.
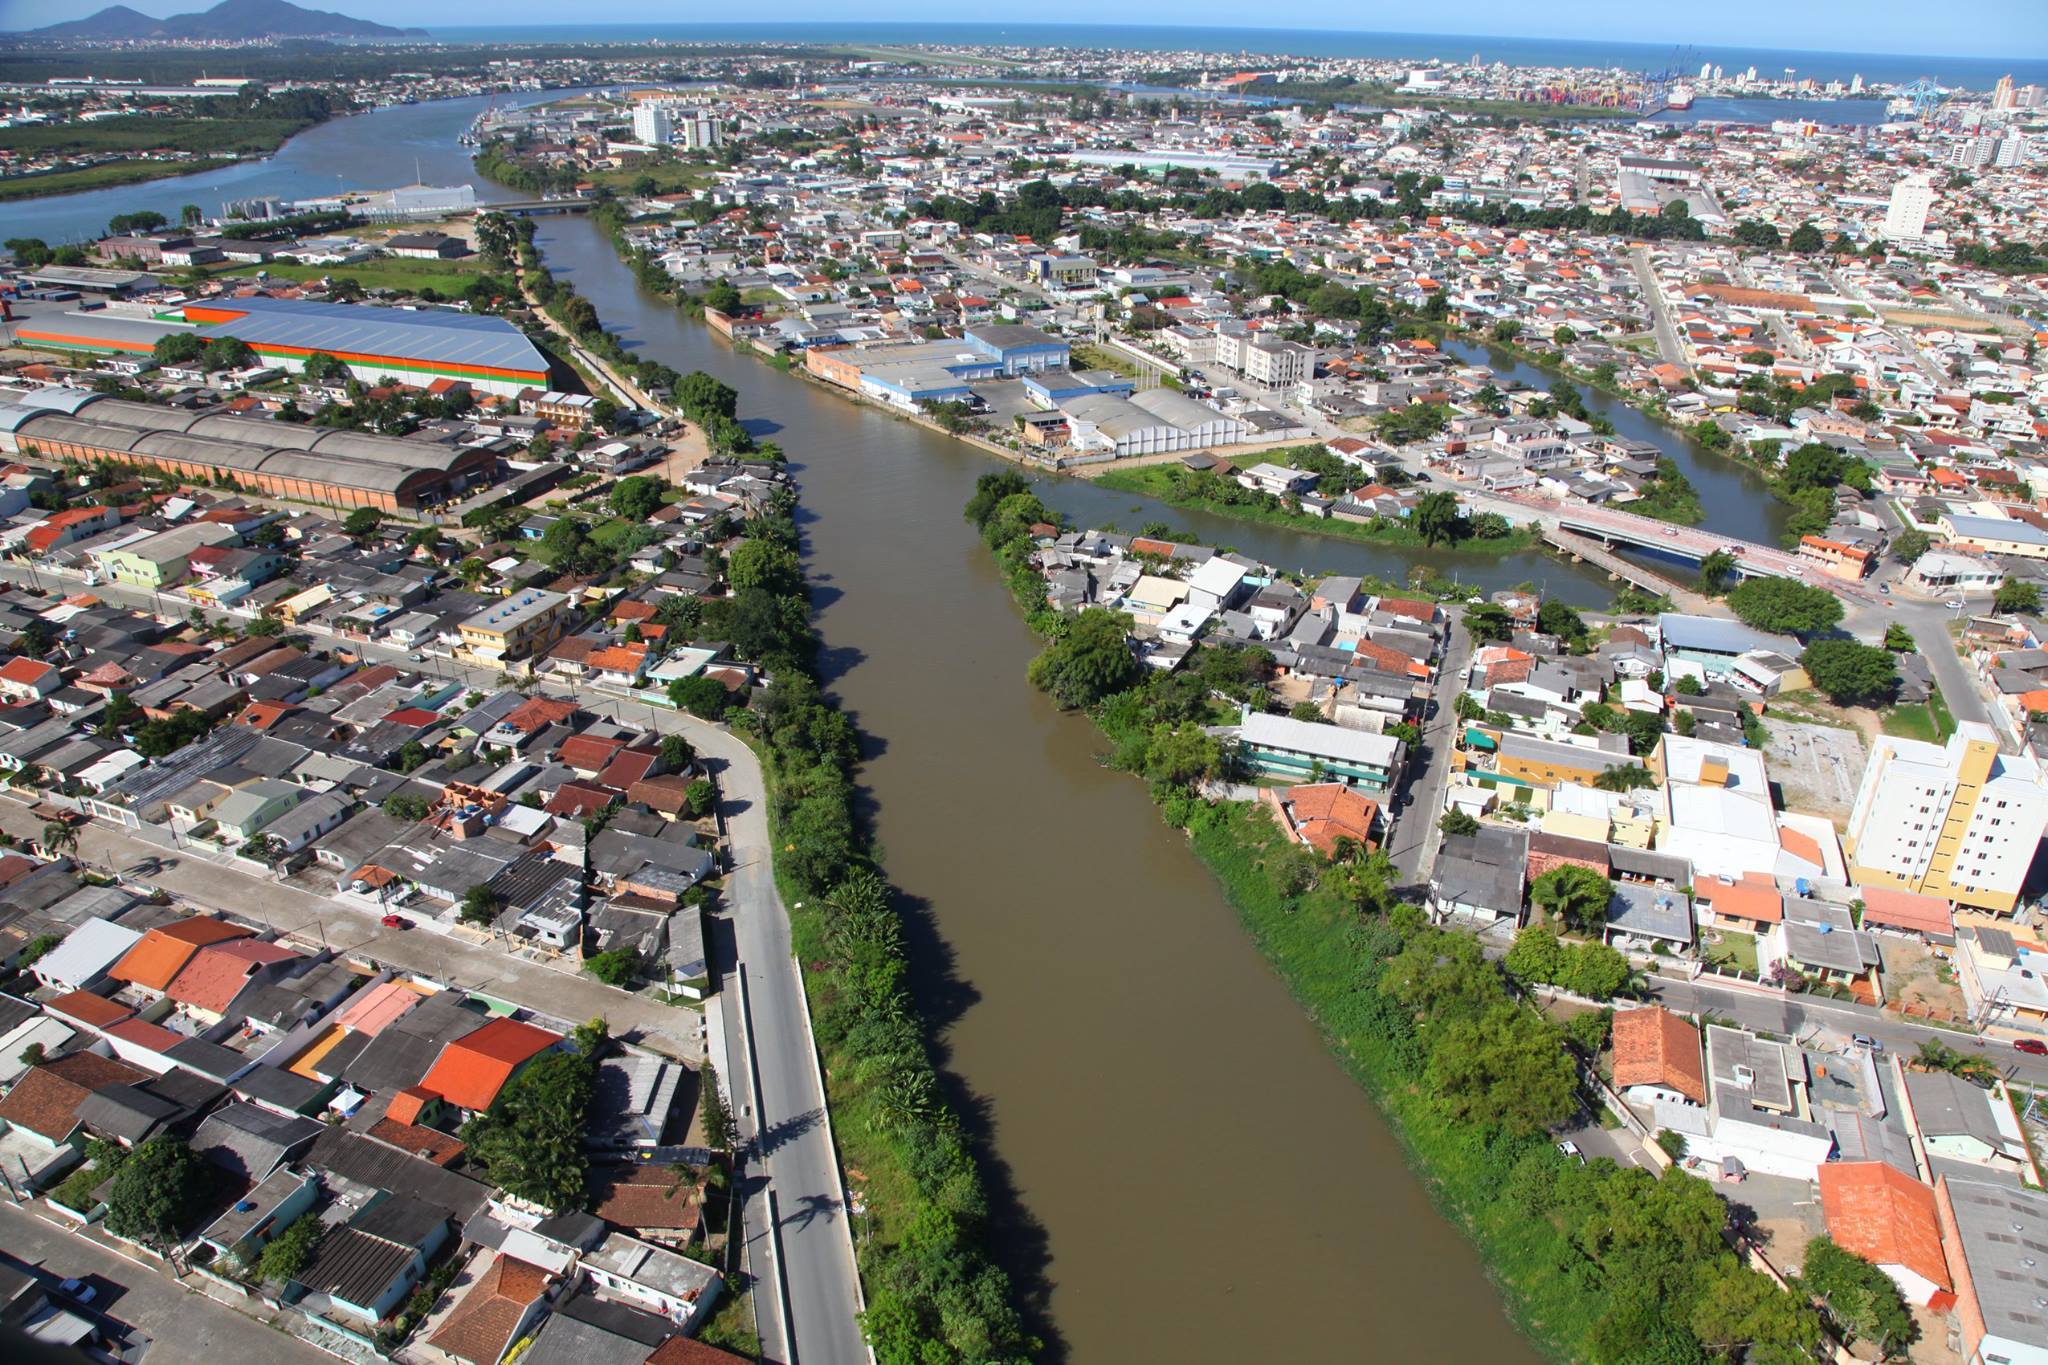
{"left": 1846, "top": 722, "right": 2048, "bottom": 915}
{"left": 630, "top": 101, "right": 720, "bottom": 150}
{"left": 1850, "top": 73, "right": 1863, "bottom": 94}
{"left": 1952, "top": 135, "right": 2000, "bottom": 168}
{"left": 1996, "top": 135, "right": 2031, "bottom": 168}
{"left": 1993, "top": 74, "right": 2017, "bottom": 109}
{"left": 1883, "top": 172, "right": 1935, "bottom": 239}
{"left": 1700, "top": 61, "right": 1713, "bottom": 80}
{"left": 631, "top": 101, "right": 673, "bottom": 146}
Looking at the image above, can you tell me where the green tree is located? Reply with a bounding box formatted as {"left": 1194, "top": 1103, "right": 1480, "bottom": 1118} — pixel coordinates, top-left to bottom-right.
{"left": 1800, "top": 639, "right": 1898, "bottom": 707}
{"left": 699, "top": 1061, "right": 735, "bottom": 1152}
{"left": 670, "top": 674, "right": 734, "bottom": 720}
{"left": 609, "top": 475, "right": 665, "bottom": 520}
{"left": 1690, "top": 1257, "right": 1822, "bottom": 1361}
{"left": 1697, "top": 549, "right": 1737, "bottom": 594}
{"left": 342, "top": 507, "right": 383, "bottom": 540}
{"left": 1463, "top": 602, "right": 1515, "bottom": 643}
{"left": 1726, "top": 577, "right": 1843, "bottom": 636}
{"left": 461, "top": 1049, "right": 595, "bottom": 1211}
{"left": 685, "top": 777, "right": 716, "bottom": 818}
{"left": 459, "top": 884, "right": 504, "bottom": 927}
{"left": 1026, "top": 608, "right": 1140, "bottom": 710}
{"left": 659, "top": 733, "right": 694, "bottom": 771}
{"left": 1531, "top": 864, "right": 1616, "bottom": 935}
{"left": 1787, "top": 221, "right": 1826, "bottom": 253}
{"left": 1996, "top": 578, "right": 2042, "bottom": 615}
{"left": 1537, "top": 599, "right": 1585, "bottom": 640}
{"left": 1593, "top": 764, "right": 1657, "bottom": 792}
{"left": 1800, "top": 1235, "right": 1915, "bottom": 1355}
{"left": 1413, "top": 491, "right": 1465, "bottom": 547}
{"left": 727, "top": 538, "right": 803, "bottom": 596}
{"left": 1426, "top": 1004, "right": 1579, "bottom": 1136}
{"left": 104, "top": 1135, "right": 207, "bottom": 1246}
{"left": 1889, "top": 528, "right": 1931, "bottom": 563}
{"left": 1882, "top": 623, "right": 1915, "bottom": 652}
{"left": 1439, "top": 808, "right": 1480, "bottom": 837}
{"left": 381, "top": 793, "right": 430, "bottom": 823}
{"left": 584, "top": 947, "right": 639, "bottom": 987}
{"left": 255, "top": 1212, "right": 322, "bottom": 1284}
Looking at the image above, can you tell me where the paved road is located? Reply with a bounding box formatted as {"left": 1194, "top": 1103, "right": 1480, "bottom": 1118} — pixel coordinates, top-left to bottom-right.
{"left": 1389, "top": 621, "right": 1472, "bottom": 886}
{"left": 1643, "top": 970, "right": 2048, "bottom": 1088}
{"left": 0, "top": 1202, "right": 327, "bottom": 1365}
{"left": 0, "top": 565, "right": 867, "bottom": 1362}
{"left": 1630, "top": 246, "right": 1692, "bottom": 376}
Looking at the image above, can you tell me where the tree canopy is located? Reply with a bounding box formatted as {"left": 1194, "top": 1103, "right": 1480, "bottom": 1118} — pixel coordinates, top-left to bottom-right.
{"left": 1026, "top": 608, "right": 1140, "bottom": 709}
{"left": 1799, "top": 639, "right": 1898, "bottom": 707}
{"left": 460, "top": 1048, "right": 596, "bottom": 1211}
{"left": 104, "top": 1135, "right": 208, "bottom": 1244}
{"left": 1530, "top": 864, "right": 1616, "bottom": 935}
{"left": 1725, "top": 577, "right": 1844, "bottom": 636}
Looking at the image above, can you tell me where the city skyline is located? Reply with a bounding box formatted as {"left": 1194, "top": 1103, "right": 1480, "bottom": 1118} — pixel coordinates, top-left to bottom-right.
{"left": 3, "top": 3, "right": 2046, "bottom": 60}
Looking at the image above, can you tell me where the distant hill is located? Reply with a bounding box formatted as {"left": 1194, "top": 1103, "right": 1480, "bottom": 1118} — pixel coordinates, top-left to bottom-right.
{"left": 32, "top": 0, "right": 426, "bottom": 41}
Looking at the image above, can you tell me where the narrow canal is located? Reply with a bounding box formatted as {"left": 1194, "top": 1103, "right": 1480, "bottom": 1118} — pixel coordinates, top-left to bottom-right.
{"left": 531, "top": 213, "right": 1554, "bottom": 1363}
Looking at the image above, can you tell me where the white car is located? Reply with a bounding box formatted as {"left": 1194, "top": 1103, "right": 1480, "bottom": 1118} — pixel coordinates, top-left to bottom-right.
{"left": 1945, "top": 599, "right": 1965, "bottom": 610}
{"left": 1557, "top": 1140, "right": 1584, "bottom": 1164}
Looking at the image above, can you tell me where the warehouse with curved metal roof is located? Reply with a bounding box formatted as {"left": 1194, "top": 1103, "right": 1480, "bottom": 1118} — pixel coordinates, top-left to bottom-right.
{"left": 0, "top": 391, "right": 495, "bottom": 511}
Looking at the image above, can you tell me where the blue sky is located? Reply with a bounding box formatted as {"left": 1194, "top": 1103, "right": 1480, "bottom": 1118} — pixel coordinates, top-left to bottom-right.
{"left": 2, "top": 0, "right": 2044, "bottom": 55}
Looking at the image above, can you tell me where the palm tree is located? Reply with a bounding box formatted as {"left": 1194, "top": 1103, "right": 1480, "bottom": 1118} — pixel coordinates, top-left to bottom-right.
{"left": 41, "top": 820, "right": 78, "bottom": 863}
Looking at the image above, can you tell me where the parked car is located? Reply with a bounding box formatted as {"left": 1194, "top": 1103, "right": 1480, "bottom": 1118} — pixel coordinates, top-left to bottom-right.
{"left": 2015, "top": 1038, "right": 2047, "bottom": 1056}
{"left": 1851, "top": 1033, "right": 1882, "bottom": 1053}
{"left": 380, "top": 914, "right": 407, "bottom": 929}
{"left": 1557, "top": 1140, "right": 1584, "bottom": 1164}
{"left": 57, "top": 1279, "right": 95, "bottom": 1304}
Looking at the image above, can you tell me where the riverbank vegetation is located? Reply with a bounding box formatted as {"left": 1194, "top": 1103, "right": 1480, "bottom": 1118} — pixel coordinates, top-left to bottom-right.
{"left": 1093, "top": 455, "right": 1539, "bottom": 555}
{"left": 0, "top": 157, "right": 236, "bottom": 203}
{"left": 969, "top": 471, "right": 1833, "bottom": 1363}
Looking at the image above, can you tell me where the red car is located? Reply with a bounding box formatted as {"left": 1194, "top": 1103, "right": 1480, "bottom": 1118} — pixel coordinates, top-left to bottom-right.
{"left": 380, "top": 914, "right": 407, "bottom": 929}
{"left": 2014, "top": 1038, "right": 2047, "bottom": 1056}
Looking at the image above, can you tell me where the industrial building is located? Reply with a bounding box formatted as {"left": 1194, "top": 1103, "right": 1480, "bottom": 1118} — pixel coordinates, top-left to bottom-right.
{"left": 16, "top": 296, "right": 550, "bottom": 399}
{"left": 0, "top": 388, "right": 499, "bottom": 512}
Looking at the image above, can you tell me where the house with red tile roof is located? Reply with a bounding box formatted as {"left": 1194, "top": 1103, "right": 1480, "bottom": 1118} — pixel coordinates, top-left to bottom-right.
{"left": 427, "top": 1254, "right": 553, "bottom": 1365}
{"left": 1819, "top": 1161, "right": 1952, "bottom": 1307}
{"left": 419, "top": 1016, "right": 560, "bottom": 1113}
{"left": 165, "top": 939, "right": 300, "bottom": 1024}
{"left": 1260, "top": 783, "right": 1381, "bottom": 858}
{"left": 0, "top": 656, "right": 60, "bottom": 703}
{"left": 0, "top": 1051, "right": 149, "bottom": 1147}
{"left": 110, "top": 916, "right": 254, "bottom": 994}
{"left": 1610, "top": 1006, "right": 1707, "bottom": 1107}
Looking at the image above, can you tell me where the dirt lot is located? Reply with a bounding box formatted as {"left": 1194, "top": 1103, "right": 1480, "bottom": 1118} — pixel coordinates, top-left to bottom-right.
{"left": 1764, "top": 718, "right": 1867, "bottom": 823}
{"left": 1880, "top": 936, "right": 1968, "bottom": 1024}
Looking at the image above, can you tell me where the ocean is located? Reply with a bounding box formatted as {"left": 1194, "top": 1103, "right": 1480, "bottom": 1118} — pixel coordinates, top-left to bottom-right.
{"left": 418, "top": 22, "right": 2048, "bottom": 91}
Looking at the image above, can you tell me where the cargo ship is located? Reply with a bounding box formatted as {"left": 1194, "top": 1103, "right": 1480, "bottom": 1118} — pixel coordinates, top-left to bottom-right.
{"left": 1665, "top": 83, "right": 1697, "bottom": 111}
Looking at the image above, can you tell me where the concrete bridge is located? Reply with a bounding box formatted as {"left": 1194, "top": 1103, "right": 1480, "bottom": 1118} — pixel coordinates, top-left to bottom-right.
{"left": 489, "top": 198, "right": 595, "bottom": 216}
{"left": 1460, "top": 489, "right": 1882, "bottom": 605}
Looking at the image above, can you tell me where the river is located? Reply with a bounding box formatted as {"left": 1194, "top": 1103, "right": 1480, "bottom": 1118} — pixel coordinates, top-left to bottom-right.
{"left": 532, "top": 211, "right": 1555, "bottom": 1362}
{"left": 3, "top": 89, "right": 592, "bottom": 247}
{"left": 13, "top": 92, "right": 1686, "bottom": 1361}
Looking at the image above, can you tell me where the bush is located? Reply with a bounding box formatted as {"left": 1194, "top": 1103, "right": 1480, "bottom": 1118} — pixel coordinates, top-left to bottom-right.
{"left": 1725, "top": 577, "right": 1843, "bottom": 636}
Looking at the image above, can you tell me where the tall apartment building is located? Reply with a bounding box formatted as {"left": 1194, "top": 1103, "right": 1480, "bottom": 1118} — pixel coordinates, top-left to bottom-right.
{"left": 1992, "top": 74, "right": 2017, "bottom": 110}
{"left": 1952, "top": 135, "right": 2001, "bottom": 169}
{"left": 1996, "top": 135, "right": 2032, "bottom": 169}
{"left": 1883, "top": 173, "right": 1935, "bottom": 241}
{"left": 1845, "top": 722, "right": 2048, "bottom": 915}
{"left": 630, "top": 101, "right": 720, "bottom": 150}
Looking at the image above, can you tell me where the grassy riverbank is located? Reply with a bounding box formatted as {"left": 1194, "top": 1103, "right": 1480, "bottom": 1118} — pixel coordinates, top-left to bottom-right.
{"left": 1092, "top": 462, "right": 1541, "bottom": 555}
{"left": 0, "top": 157, "right": 239, "bottom": 203}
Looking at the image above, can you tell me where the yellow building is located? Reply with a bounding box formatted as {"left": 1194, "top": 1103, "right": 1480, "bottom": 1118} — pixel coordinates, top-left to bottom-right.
{"left": 1846, "top": 722, "right": 2048, "bottom": 915}
{"left": 456, "top": 590, "right": 570, "bottom": 668}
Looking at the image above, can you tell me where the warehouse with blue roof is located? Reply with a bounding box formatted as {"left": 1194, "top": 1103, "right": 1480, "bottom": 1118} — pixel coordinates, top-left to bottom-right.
{"left": 17, "top": 296, "right": 550, "bottom": 399}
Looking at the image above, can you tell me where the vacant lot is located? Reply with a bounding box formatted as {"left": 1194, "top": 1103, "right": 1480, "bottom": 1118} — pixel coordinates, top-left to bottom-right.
{"left": 1763, "top": 717, "right": 1866, "bottom": 822}
{"left": 1880, "top": 937, "right": 1968, "bottom": 1024}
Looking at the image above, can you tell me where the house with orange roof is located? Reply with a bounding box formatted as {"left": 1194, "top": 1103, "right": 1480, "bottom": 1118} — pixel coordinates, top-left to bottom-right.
{"left": 1818, "top": 1161, "right": 1953, "bottom": 1307}
{"left": 418, "top": 1016, "right": 560, "bottom": 1114}
{"left": 110, "top": 916, "right": 254, "bottom": 995}
{"left": 332, "top": 979, "right": 425, "bottom": 1038}
{"left": 428, "top": 1254, "right": 554, "bottom": 1365}
{"left": 1259, "top": 782, "right": 1381, "bottom": 857}
{"left": 1693, "top": 872, "right": 1782, "bottom": 933}
{"left": 1610, "top": 1006, "right": 1707, "bottom": 1107}
{"left": 0, "top": 656, "right": 60, "bottom": 703}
